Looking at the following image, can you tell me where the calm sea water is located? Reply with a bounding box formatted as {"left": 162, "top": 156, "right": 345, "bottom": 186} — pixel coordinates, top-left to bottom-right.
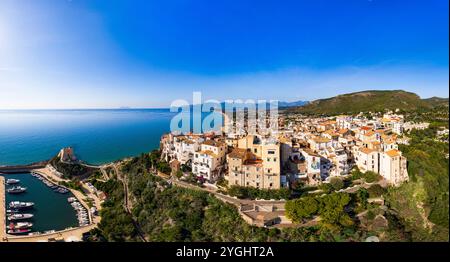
{"left": 0, "top": 109, "right": 175, "bottom": 165}
{"left": 2, "top": 173, "right": 79, "bottom": 233}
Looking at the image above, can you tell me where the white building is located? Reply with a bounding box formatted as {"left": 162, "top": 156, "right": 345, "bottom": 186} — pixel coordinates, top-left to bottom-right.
{"left": 379, "top": 149, "right": 408, "bottom": 186}
{"left": 192, "top": 140, "right": 227, "bottom": 182}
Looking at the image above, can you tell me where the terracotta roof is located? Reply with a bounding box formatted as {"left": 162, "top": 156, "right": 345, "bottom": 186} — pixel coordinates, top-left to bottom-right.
{"left": 385, "top": 149, "right": 401, "bottom": 158}
{"left": 360, "top": 147, "right": 376, "bottom": 154}
{"left": 199, "top": 150, "right": 218, "bottom": 158}
{"left": 228, "top": 148, "right": 247, "bottom": 159}
{"left": 313, "top": 137, "right": 331, "bottom": 143}
{"left": 360, "top": 126, "right": 372, "bottom": 131}
{"left": 338, "top": 128, "right": 349, "bottom": 134}
{"left": 365, "top": 131, "right": 375, "bottom": 136}
{"left": 203, "top": 139, "right": 224, "bottom": 147}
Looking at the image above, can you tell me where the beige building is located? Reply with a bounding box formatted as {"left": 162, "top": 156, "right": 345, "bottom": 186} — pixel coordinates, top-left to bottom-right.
{"left": 355, "top": 147, "right": 379, "bottom": 173}
{"left": 226, "top": 135, "right": 281, "bottom": 189}
{"left": 379, "top": 149, "right": 409, "bottom": 186}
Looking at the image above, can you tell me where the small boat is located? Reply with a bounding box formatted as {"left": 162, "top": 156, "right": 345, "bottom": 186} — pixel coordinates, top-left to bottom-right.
{"left": 7, "top": 213, "right": 34, "bottom": 221}
{"left": 6, "top": 209, "right": 20, "bottom": 213}
{"left": 9, "top": 201, "right": 34, "bottom": 209}
{"left": 67, "top": 197, "right": 77, "bottom": 203}
{"left": 9, "top": 222, "right": 33, "bottom": 229}
{"left": 7, "top": 228, "right": 31, "bottom": 235}
{"left": 7, "top": 186, "right": 27, "bottom": 194}
{"left": 6, "top": 178, "right": 20, "bottom": 185}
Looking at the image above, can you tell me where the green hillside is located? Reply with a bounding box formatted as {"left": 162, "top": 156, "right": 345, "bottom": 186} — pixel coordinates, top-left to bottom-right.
{"left": 423, "top": 97, "right": 449, "bottom": 108}
{"left": 288, "top": 90, "right": 445, "bottom": 115}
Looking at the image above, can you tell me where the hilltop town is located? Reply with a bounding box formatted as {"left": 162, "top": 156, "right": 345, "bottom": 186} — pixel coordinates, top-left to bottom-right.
{"left": 160, "top": 110, "right": 413, "bottom": 191}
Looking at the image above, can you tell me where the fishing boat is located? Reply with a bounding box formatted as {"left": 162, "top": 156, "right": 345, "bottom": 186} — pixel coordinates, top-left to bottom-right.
{"left": 7, "top": 213, "right": 34, "bottom": 221}
{"left": 6, "top": 178, "right": 20, "bottom": 185}
{"left": 9, "top": 201, "right": 34, "bottom": 209}
{"left": 7, "top": 186, "right": 27, "bottom": 194}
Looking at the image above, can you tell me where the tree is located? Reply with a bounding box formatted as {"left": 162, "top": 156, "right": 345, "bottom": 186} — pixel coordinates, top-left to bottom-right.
{"left": 329, "top": 177, "right": 344, "bottom": 191}
{"left": 355, "top": 188, "right": 369, "bottom": 212}
{"left": 286, "top": 196, "right": 319, "bottom": 223}
{"left": 319, "top": 193, "right": 354, "bottom": 229}
{"left": 363, "top": 171, "right": 382, "bottom": 183}
{"left": 367, "top": 184, "right": 386, "bottom": 198}
{"left": 175, "top": 170, "right": 183, "bottom": 179}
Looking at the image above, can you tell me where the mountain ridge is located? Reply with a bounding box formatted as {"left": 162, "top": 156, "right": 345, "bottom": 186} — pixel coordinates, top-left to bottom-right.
{"left": 286, "top": 90, "right": 448, "bottom": 115}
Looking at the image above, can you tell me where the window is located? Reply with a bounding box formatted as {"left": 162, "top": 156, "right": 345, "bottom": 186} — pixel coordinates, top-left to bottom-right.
{"left": 254, "top": 148, "right": 257, "bottom": 153}
{"left": 268, "top": 150, "right": 275, "bottom": 154}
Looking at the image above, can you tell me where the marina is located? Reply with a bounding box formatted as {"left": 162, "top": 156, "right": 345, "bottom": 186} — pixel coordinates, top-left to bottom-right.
{"left": 1, "top": 173, "right": 79, "bottom": 236}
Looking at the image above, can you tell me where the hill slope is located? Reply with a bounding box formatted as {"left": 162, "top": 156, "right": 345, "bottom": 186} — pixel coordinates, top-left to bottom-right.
{"left": 288, "top": 90, "right": 445, "bottom": 115}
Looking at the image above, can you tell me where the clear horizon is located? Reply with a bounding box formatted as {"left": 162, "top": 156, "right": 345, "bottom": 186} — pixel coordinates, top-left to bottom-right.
{"left": 0, "top": 0, "right": 448, "bottom": 109}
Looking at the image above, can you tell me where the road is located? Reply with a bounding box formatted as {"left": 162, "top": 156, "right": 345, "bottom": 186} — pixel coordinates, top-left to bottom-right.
{"left": 166, "top": 175, "right": 286, "bottom": 207}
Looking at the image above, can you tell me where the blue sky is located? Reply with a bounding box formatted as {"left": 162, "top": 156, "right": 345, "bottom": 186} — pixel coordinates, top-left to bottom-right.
{"left": 0, "top": 0, "right": 448, "bottom": 109}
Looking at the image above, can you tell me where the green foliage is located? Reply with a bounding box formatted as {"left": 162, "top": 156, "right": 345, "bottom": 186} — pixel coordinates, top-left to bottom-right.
{"left": 216, "top": 177, "right": 228, "bottom": 188}
{"left": 367, "top": 184, "right": 386, "bottom": 198}
{"left": 175, "top": 170, "right": 183, "bottom": 179}
{"left": 364, "top": 171, "right": 382, "bottom": 183}
{"left": 285, "top": 196, "right": 319, "bottom": 222}
{"left": 329, "top": 177, "right": 344, "bottom": 191}
{"left": 156, "top": 161, "right": 171, "bottom": 174}
{"left": 350, "top": 168, "right": 381, "bottom": 183}
{"left": 386, "top": 127, "right": 449, "bottom": 241}
{"left": 58, "top": 180, "right": 83, "bottom": 191}
{"left": 353, "top": 188, "right": 369, "bottom": 213}
{"left": 49, "top": 156, "right": 92, "bottom": 178}
{"left": 289, "top": 90, "right": 432, "bottom": 116}
{"left": 318, "top": 183, "right": 333, "bottom": 194}
{"left": 318, "top": 193, "right": 354, "bottom": 229}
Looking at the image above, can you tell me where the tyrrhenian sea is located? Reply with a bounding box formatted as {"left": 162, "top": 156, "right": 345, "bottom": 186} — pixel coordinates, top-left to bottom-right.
{"left": 0, "top": 109, "right": 176, "bottom": 165}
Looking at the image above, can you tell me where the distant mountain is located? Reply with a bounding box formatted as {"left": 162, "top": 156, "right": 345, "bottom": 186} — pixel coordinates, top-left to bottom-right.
{"left": 278, "top": 100, "right": 309, "bottom": 108}
{"left": 422, "top": 97, "right": 449, "bottom": 108}
{"left": 286, "top": 90, "right": 448, "bottom": 115}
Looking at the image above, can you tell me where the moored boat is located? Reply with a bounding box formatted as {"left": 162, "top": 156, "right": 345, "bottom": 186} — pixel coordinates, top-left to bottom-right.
{"left": 9, "top": 201, "right": 34, "bottom": 209}
{"left": 7, "top": 213, "right": 34, "bottom": 221}
{"left": 9, "top": 222, "right": 33, "bottom": 229}
{"left": 6, "top": 178, "right": 20, "bottom": 185}
{"left": 7, "top": 228, "right": 31, "bottom": 235}
{"left": 7, "top": 186, "right": 27, "bottom": 194}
